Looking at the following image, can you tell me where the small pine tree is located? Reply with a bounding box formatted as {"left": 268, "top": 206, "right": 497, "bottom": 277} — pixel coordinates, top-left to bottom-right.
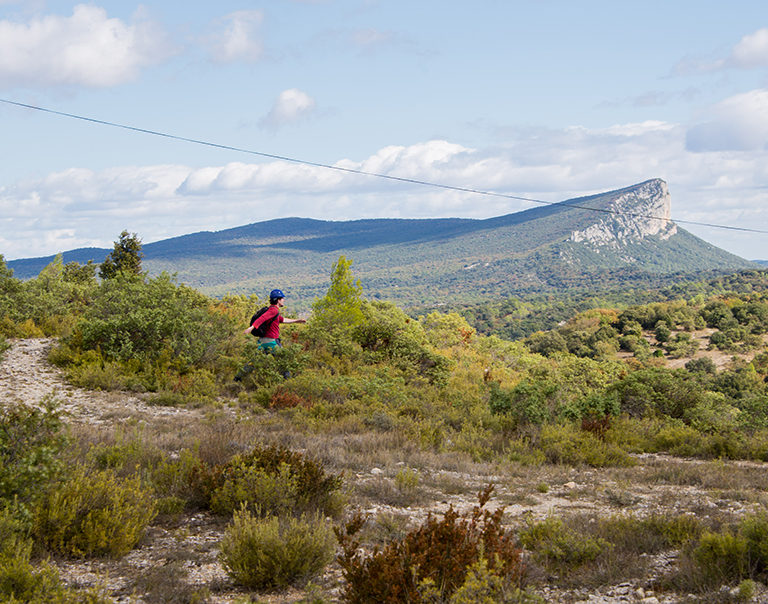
{"left": 99, "top": 230, "right": 144, "bottom": 280}
{"left": 311, "top": 255, "right": 364, "bottom": 331}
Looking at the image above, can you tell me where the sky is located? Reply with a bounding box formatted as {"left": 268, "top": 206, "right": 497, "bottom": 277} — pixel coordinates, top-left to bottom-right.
{"left": 1, "top": 1, "right": 768, "bottom": 261}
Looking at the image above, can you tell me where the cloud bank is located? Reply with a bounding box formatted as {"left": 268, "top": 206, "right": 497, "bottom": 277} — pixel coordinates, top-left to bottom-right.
{"left": 687, "top": 89, "right": 768, "bottom": 152}
{"left": 2, "top": 121, "right": 767, "bottom": 260}
{"left": 0, "top": 4, "right": 170, "bottom": 89}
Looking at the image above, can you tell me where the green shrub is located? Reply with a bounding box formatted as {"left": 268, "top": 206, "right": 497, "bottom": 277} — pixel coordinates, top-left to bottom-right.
{"left": 664, "top": 332, "right": 699, "bottom": 358}
{"left": 537, "top": 423, "right": 634, "bottom": 467}
{"left": 595, "top": 513, "right": 702, "bottom": 552}
{"left": 686, "top": 512, "right": 768, "bottom": 586}
{"left": 0, "top": 318, "right": 45, "bottom": 338}
{"left": 0, "top": 507, "right": 109, "bottom": 603}
{"left": 519, "top": 516, "right": 609, "bottom": 566}
{"left": 352, "top": 300, "right": 453, "bottom": 386}
{"left": 0, "top": 547, "right": 109, "bottom": 603}
{"left": 608, "top": 367, "right": 708, "bottom": 419}
{"left": 65, "top": 272, "right": 234, "bottom": 375}
{"left": 151, "top": 447, "right": 221, "bottom": 511}
{"left": 211, "top": 444, "right": 344, "bottom": 518}
{"left": 219, "top": 506, "right": 336, "bottom": 589}
{"left": 420, "top": 555, "right": 541, "bottom": 604}
{"left": 693, "top": 530, "right": 750, "bottom": 582}
{"left": 33, "top": 466, "right": 156, "bottom": 557}
{"left": 685, "top": 357, "right": 717, "bottom": 374}
{"left": 420, "top": 311, "right": 476, "bottom": 348}
{"left": 211, "top": 462, "right": 299, "bottom": 517}
{"left": 0, "top": 398, "right": 68, "bottom": 510}
{"left": 336, "top": 486, "right": 524, "bottom": 603}
{"left": 651, "top": 420, "right": 705, "bottom": 456}
{"left": 237, "top": 342, "right": 309, "bottom": 389}
{"left": 66, "top": 358, "right": 130, "bottom": 391}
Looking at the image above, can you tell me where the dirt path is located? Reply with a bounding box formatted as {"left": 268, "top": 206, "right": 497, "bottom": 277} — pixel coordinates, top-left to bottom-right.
{"left": 0, "top": 338, "right": 200, "bottom": 425}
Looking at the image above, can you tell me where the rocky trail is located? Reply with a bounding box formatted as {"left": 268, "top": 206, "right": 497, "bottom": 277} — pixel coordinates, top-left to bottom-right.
{"left": 0, "top": 338, "right": 200, "bottom": 425}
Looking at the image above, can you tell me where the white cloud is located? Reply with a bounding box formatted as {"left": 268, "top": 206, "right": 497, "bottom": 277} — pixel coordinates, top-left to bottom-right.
{"left": 259, "top": 88, "right": 317, "bottom": 129}
{"left": 205, "top": 10, "right": 264, "bottom": 63}
{"left": 686, "top": 89, "right": 768, "bottom": 152}
{"left": 2, "top": 126, "right": 768, "bottom": 260}
{"left": 729, "top": 27, "right": 768, "bottom": 68}
{"left": 0, "top": 5, "right": 171, "bottom": 89}
{"left": 676, "top": 27, "right": 768, "bottom": 73}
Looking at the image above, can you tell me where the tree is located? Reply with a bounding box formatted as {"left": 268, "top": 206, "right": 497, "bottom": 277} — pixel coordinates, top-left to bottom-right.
{"left": 311, "top": 255, "right": 364, "bottom": 331}
{"left": 99, "top": 230, "right": 144, "bottom": 280}
{"left": 0, "top": 254, "right": 23, "bottom": 320}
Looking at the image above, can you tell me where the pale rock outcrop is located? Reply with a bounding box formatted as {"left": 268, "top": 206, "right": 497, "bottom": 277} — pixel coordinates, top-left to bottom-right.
{"left": 570, "top": 179, "right": 677, "bottom": 248}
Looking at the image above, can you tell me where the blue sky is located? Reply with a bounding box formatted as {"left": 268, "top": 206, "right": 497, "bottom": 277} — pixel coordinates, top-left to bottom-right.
{"left": 1, "top": 0, "right": 768, "bottom": 260}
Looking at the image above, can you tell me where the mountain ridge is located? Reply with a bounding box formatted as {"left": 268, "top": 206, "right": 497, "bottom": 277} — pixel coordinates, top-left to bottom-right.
{"left": 6, "top": 179, "right": 756, "bottom": 307}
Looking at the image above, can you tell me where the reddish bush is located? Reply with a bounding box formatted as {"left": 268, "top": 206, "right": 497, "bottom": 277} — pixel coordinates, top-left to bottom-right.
{"left": 335, "top": 485, "right": 524, "bottom": 603}
{"left": 269, "top": 388, "right": 312, "bottom": 409}
{"left": 581, "top": 415, "right": 611, "bottom": 440}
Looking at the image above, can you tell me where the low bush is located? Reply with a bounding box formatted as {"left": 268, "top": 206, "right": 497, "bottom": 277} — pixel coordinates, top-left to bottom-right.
{"left": 519, "top": 516, "right": 609, "bottom": 567}
{"left": 219, "top": 506, "right": 336, "bottom": 589}
{"left": 33, "top": 466, "right": 156, "bottom": 558}
{"left": 0, "top": 507, "right": 109, "bottom": 603}
{"left": 237, "top": 342, "right": 309, "bottom": 389}
{"left": 269, "top": 386, "right": 312, "bottom": 409}
{"left": 693, "top": 530, "right": 750, "bottom": 583}
{"left": 664, "top": 511, "right": 768, "bottom": 594}
{"left": 127, "top": 561, "right": 211, "bottom": 604}
{"left": 0, "top": 318, "right": 45, "bottom": 338}
{"left": 0, "top": 546, "right": 109, "bottom": 603}
{"left": 336, "top": 485, "right": 524, "bottom": 603}
{"left": 211, "top": 461, "right": 299, "bottom": 518}
{"left": 0, "top": 398, "right": 68, "bottom": 511}
{"left": 516, "top": 512, "right": 702, "bottom": 589}
{"left": 150, "top": 447, "right": 222, "bottom": 511}
{"left": 536, "top": 423, "right": 635, "bottom": 467}
{"left": 211, "top": 444, "right": 344, "bottom": 518}
{"left": 594, "top": 513, "right": 703, "bottom": 552}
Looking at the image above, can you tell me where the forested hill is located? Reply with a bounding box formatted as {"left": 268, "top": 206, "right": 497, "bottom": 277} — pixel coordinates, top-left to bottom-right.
{"left": 7, "top": 179, "right": 755, "bottom": 307}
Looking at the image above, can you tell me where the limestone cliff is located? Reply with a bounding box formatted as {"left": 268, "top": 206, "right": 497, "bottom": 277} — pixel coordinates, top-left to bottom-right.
{"left": 569, "top": 179, "right": 677, "bottom": 247}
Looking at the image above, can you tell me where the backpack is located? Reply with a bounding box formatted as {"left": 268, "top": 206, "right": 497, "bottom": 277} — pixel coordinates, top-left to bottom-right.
{"left": 249, "top": 306, "right": 278, "bottom": 337}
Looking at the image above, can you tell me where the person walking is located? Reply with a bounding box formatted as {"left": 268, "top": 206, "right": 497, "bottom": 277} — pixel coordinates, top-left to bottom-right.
{"left": 235, "top": 289, "right": 306, "bottom": 382}
{"left": 243, "top": 289, "right": 306, "bottom": 351}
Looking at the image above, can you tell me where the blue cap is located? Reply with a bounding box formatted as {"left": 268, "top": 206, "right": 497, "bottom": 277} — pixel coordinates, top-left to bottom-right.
{"left": 269, "top": 289, "right": 285, "bottom": 300}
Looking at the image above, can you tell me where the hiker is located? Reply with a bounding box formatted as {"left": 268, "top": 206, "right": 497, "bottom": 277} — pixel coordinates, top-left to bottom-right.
{"left": 235, "top": 289, "right": 306, "bottom": 382}
{"left": 243, "top": 289, "right": 306, "bottom": 351}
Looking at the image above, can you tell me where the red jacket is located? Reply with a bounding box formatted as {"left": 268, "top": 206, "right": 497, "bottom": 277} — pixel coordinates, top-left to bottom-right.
{"left": 251, "top": 305, "right": 284, "bottom": 339}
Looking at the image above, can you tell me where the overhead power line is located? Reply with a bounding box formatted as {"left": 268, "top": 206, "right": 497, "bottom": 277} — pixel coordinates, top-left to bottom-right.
{"left": 1, "top": 97, "right": 766, "bottom": 235}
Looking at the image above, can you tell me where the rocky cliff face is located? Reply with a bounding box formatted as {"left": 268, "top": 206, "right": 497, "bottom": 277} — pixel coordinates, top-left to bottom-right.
{"left": 569, "top": 179, "right": 677, "bottom": 247}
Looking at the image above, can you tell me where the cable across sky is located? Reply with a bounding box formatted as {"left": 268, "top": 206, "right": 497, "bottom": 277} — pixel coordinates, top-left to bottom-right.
{"left": 2, "top": 97, "right": 766, "bottom": 236}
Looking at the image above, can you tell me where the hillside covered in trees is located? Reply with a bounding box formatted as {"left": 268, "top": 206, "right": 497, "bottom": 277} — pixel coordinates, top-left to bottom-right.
{"left": 3, "top": 241, "right": 768, "bottom": 601}
{"left": 8, "top": 180, "right": 755, "bottom": 311}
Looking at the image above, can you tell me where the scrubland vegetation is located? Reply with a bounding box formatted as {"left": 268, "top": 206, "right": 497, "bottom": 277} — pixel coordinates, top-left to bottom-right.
{"left": 3, "top": 236, "right": 768, "bottom": 602}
